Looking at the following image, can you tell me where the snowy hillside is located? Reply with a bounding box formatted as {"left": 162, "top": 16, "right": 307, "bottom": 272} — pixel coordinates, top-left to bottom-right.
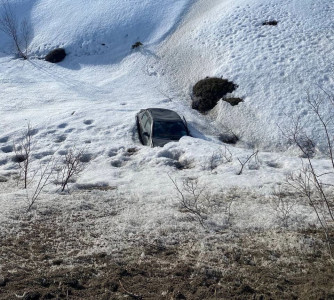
{"left": 0, "top": 0, "right": 333, "bottom": 190}
{"left": 0, "top": 0, "right": 334, "bottom": 298}
{"left": 157, "top": 0, "right": 334, "bottom": 150}
{"left": 1, "top": 0, "right": 192, "bottom": 59}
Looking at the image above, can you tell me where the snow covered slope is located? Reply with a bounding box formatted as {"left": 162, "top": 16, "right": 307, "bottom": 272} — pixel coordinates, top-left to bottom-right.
{"left": 156, "top": 0, "right": 334, "bottom": 150}
{"left": 1, "top": 0, "right": 192, "bottom": 61}
{"left": 1, "top": 0, "right": 333, "bottom": 150}
{"left": 0, "top": 0, "right": 333, "bottom": 231}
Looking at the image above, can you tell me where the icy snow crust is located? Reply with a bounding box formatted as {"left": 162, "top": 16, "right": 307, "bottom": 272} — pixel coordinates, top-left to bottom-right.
{"left": 0, "top": 0, "right": 334, "bottom": 252}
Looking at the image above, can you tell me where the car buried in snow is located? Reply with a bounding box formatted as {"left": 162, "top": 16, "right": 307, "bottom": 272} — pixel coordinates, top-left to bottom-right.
{"left": 136, "top": 108, "right": 190, "bottom": 147}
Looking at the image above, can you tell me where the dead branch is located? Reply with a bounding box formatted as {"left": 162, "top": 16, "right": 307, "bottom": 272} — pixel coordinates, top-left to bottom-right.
{"left": 119, "top": 280, "right": 143, "bottom": 300}
{"left": 270, "top": 185, "right": 297, "bottom": 227}
{"left": 26, "top": 158, "right": 57, "bottom": 212}
{"left": 237, "top": 149, "right": 259, "bottom": 175}
{"left": 286, "top": 167, "right": 333, "bottom": 255}
{"left": 168, "top": 174, "right": 207, "bottom": 227}
{"left": 305, "top": 91, "right": 334, "bottom": 168}
{"left": 14, "top": 123, "right": 34, "bottom": 188}
{"left": 57, "top": 148, "right": 85, "bottom": 192}
{"left": 20, "top": 18, "right": 30, "bottom": 58}
{"left": 206, "top": 146, "right": 233, "bottom": 171}
{"left": 0, "top": 0, "right": 29, "bottom": 59}
{"left": 221, "top": 145, "right": 233, "bottom": 163}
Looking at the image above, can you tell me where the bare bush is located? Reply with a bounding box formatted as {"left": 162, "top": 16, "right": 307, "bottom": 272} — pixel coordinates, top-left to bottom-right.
{"left": 20, "top": 18, "right": 30, "bottom": 58}
{"left": 26, "top": 158, "right": 57, "bottom": 212}
{"left": 281, "top": 87, "right": 334, "bottom": 256}
{"left": 221, "top": 145, "right": 233, "bottom": 163}
{"left": 206, "top": 150, "right": 222, "bottom": 171}
{"left": 208, "top": 187, "right": 236, "bottom": 227}
{"left": 205, "top": 145, "right": 233, "bottom": 171}
{"left": 57, "top": 148, "right": 85, "bottom": 192}
{"left": 169, "top": 175, "right": 208, "bottom": 227}
{"left": 168, "top": 175, "right": 234, "bottom": 228}
{"left": 270, "top": 185, "right": 297, "bottom": 227}
{"left": 236, "top": 149, "right": 259, "bottom": 175}
{"left": 13, "top": 123, "right": 34, "bottom": 188}
{"left": 12, "top": 123, "right": 58, "bottom": 211}
{"left": 286, "top": 165, "right": 333, "bottom": 254}
{"left": 0, "top": 0, "right": 31, "bottom": 59}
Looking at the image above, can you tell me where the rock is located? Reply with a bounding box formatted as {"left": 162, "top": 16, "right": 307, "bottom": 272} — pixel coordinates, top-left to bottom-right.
{"left": 263, "top": 20, "right": 278, "bottom": 26}
{"left": 45, "top": 48, "right": 66, "bottom": 63}
{"left": 224, "top": 97, "right": 243, "bottom": 106}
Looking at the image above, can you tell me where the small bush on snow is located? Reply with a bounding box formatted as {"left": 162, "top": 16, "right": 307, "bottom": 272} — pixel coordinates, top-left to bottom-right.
{"left": 224, "top": 97, "right": 243, "bottom": 106}
{"left": 169, "top": 175, "right": 234, "bottom": 229}
{"left": 131, "top": 41, "right": 143, "bottom": 49}
{"left": 191, "top": 77, "right": 238, "bottom": 112}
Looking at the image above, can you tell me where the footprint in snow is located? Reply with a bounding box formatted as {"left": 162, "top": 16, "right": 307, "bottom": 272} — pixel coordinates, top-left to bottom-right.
{"left": 58, "top": 123, "right": 68, "bottom": 129}
{"left": 108, "top": 148, "right": 119, "bottom": 157}
{"left": 83, "top": 120, "right": 94, "bottom": 125}
{"left": 47, "top": 130, "right": 57, "bottom": 134}
{"left": 1, "top": 145, "right": 13, "bottom": 153}
{"left": 58, "top": 150, "right": 68, "bottom": 156}
{"left": 29, "top": 128, "right": 39, "bottom": 136}
{"left": 111, "top": 157, "right": 130, "bottom": 168}
{"left": 33, "top": 151, "right": 54, "bottom": 159}
{"left": 265, "top": 161, "right": 282, "bottom": 169}
{"left": 0, "top": 159, "right": 8, "bottom": 166}
{"left": 0, "top": 136, "right": 9, "bottom": 143}
{"left": 79, "top": 153, "right": 93, "bottom": 163}
{"left": 65, "top": 128, "right": 75, "bottom": 133}
{"left": 55, "top": 135, "right": 67, "bottom": 143}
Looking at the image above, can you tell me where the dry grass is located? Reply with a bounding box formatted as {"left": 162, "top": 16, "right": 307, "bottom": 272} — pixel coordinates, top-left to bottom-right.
{"left": 0, "top": 207, "right": 333, "bottom": 300}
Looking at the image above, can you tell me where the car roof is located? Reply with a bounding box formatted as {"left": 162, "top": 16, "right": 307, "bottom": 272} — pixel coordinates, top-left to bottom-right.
{"left": 146, "top": 108, "right": 183, "bottom": 121}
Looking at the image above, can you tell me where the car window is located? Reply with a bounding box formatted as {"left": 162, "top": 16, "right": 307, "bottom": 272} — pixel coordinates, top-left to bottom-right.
{"left": 153, "top": 121, "right": 187, "bottom": 139}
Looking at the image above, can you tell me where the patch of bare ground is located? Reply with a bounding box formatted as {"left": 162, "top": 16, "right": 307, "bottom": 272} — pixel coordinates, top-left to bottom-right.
{"left": 0, "top": 212, "right": 333, "bottom": 300}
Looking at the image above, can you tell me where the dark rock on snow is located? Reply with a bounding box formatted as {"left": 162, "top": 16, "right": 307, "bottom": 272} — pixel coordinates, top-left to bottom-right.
{"left": 45, "top": 48, "right": 66, "bottom": 63}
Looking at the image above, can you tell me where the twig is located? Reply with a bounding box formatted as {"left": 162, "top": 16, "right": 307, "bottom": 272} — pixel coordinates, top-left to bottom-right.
{"left": 168, "top": 174, "right": 207, "bottom": 228}
{"left": 237, "top": 150, "right": 259, "bottom": 175}
{"left": 119, "top": 280, "right": 143, "bottom": 300}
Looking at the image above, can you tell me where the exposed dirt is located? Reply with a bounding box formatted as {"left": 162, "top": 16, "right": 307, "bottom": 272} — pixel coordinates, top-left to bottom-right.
{"left": 1, "top": 213, "right": 333, "bottom": 300}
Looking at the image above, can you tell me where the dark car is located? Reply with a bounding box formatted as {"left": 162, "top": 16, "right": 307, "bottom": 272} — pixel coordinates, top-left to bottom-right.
{"left": 136, "top": 108, "right": 190, "bottom": 147}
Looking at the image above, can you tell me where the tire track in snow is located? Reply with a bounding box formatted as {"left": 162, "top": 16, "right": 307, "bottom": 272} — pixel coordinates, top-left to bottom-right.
{"left": 28, "top": 60, "right": 111, "bottom": 101}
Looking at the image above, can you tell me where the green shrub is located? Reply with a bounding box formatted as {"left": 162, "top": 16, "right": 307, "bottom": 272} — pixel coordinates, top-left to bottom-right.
{"left": 192, "top": 77, "right": 238, "bottom": 112}
{"left": 224, "top": 97, "right": 243, "bottom": 106}
{"left": 131, "top": 41, "right": 143, "bottom": 49}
